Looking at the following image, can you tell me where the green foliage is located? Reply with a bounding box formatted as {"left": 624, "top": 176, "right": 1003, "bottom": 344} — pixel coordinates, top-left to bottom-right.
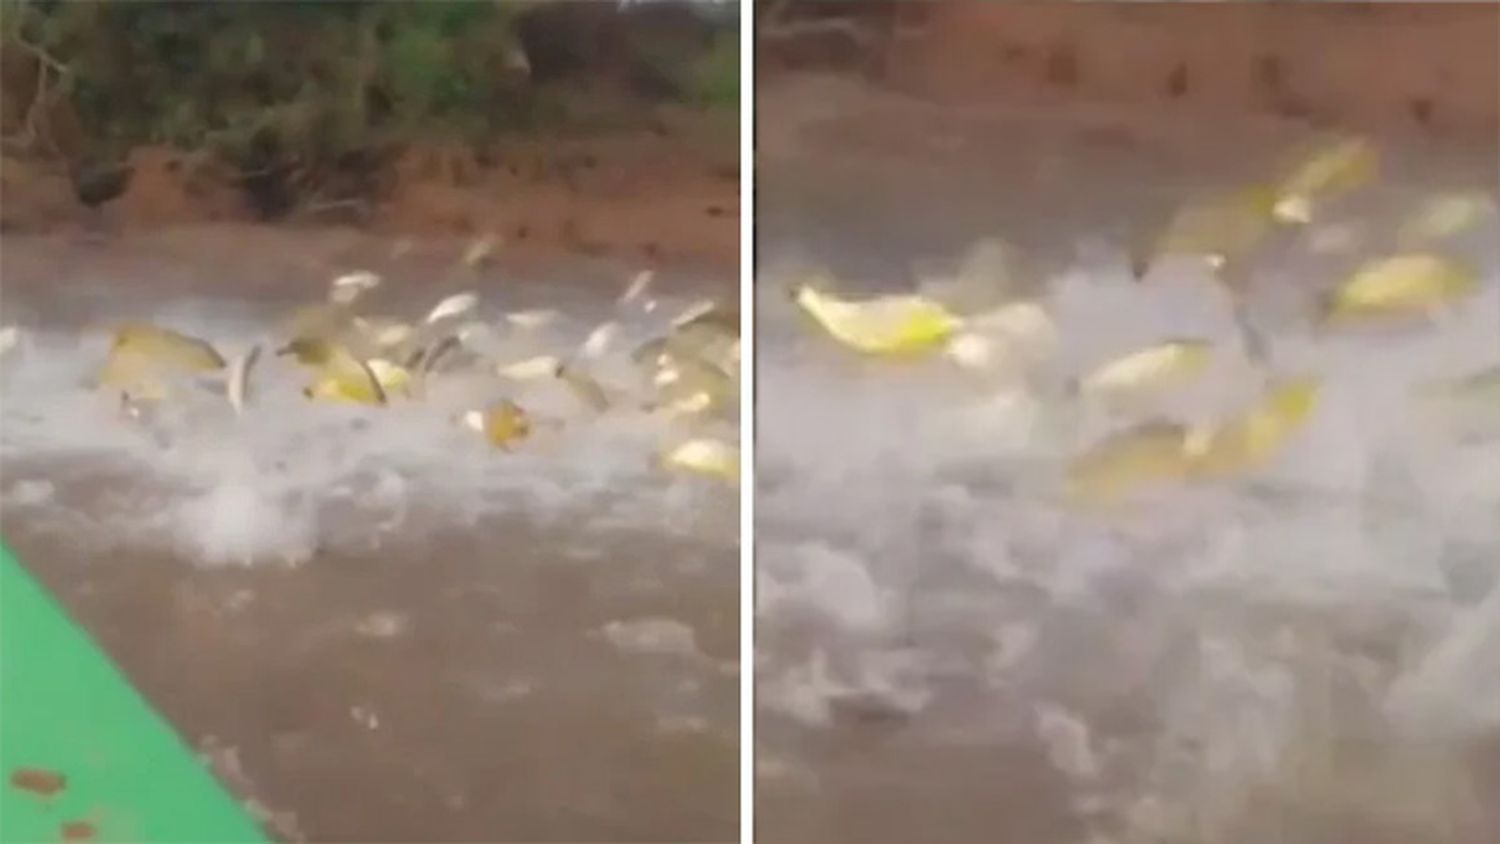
{"left": 688, "top": 30, "right": 739, "bottom": 108}
{"left": 1, "top": 0, "right": 734, "bottom": 214}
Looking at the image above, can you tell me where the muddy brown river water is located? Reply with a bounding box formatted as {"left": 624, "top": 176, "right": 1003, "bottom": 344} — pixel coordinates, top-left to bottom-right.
{"left": 0, "top": 228, "right": 739, "bottom": 842}
{"left": 755, "top": 77, "right": 1500, "bottom": 844}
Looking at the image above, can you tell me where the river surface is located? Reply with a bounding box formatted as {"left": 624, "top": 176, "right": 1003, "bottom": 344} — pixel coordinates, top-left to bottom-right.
{"left": 0, "top": 227, "right": 740, "bottom": 842}
{"left": 755, "top": 77, "right": 1500, "bottom": 844}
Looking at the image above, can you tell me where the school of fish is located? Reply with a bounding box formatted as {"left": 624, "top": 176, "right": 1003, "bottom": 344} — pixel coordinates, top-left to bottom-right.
{"left": 787, "top": 133, "right": 1496, "bottom": 506}
{"left": 0, "top": 248, "right": 741, "bottom": 486}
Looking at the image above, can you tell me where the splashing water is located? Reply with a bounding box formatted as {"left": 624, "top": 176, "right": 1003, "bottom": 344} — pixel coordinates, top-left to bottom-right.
{"left": 757, "top": 172, "right": 1500, "bottom": 840}
{"left": 1, "top": 278, "right": 737, "bottom": 566}
{"left": 0, "top": 246, "right": 741, "bottom": 838}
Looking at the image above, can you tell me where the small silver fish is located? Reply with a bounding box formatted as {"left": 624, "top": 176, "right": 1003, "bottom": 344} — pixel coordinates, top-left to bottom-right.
{"left": 580, "top": 321, "right": 620, "bottom": 359}
{"left": 619, "top": 270, "right": 654, "bottom": 307}
{"left": 226, "top": 343, "right": 262, "bottom": 416}
{"left": 425, "top": 292, "right": 479, "bottom": 325}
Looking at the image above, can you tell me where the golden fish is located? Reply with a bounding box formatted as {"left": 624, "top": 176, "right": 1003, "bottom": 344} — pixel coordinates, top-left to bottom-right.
{"left": 1081, "top": 339, "right": 1212, "bottom": 399}
{"left": 304, "top": 376, "right": 382, "bottom": 405}
{"left": 1325, "top": 254, "right": 1476, "bottom": 322}
{"left": 1066, "top": 421, "right": 1195, "bottom": 504}
{"left": 97, "top": 322, "right": 226, "bottom": 402}
{"left": 1186, "top": 378, "right": 1321, "bottom": 477}
{"left": 1271, "top": 136, "right": 1379, "bottom": 224}
{"left": 280, "top": 337, "right": 386, "bottom": 406}
{"left": 657, "top": 390, "right": 716, "bottom": 419}
{"left": 96, "top": 352, "right": 172, "bottom": 402}
{"left": 1396, "top": 191, "right": 1496, "bottom": 247}
{"left": 652, "top": 353, "right": 735, "bottom": 418}
{"left": 366, "top": 358, "right": 413, "bottom": 397}
{"left": 662, "top": 438, "right": 739, "bottom": 483}
{"left": 793, "top": 282, "right": 960, "bottom": 356}
{"left": 109, "top": 323, "right": 226, "bottom": 370}
{"left": 498, "top": 354, "right": 564, "bottom": 381}
{"left": 1133, "top": 186, "right": 1280, "bottom": 281}
{"left": 461, "top": 400, "right": 531, "bottom": 449}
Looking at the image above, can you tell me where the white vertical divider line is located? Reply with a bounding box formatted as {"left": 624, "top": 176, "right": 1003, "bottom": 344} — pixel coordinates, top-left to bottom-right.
{"left": 737, "top": 0, "right": 755, "bottom": 841}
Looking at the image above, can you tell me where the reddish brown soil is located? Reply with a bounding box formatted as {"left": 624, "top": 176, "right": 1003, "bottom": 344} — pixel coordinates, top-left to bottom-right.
{"left": 1, "top": 109, "right": 739, "bottom": 277}
{"left": 759, "top": 1, "right": 1500, "bottom": 141}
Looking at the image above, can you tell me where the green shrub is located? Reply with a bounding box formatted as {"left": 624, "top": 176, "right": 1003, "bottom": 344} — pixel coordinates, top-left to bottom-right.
{"left": 1, "top": 0, "right": 734, "bottom": 214}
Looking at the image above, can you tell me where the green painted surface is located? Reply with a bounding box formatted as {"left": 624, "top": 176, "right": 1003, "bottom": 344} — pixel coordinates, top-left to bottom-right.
{"left": 0, "top": 542, "right": 266, "bottom": 843}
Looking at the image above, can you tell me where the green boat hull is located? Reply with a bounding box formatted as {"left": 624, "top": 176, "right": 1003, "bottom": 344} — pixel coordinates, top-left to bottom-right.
{"left": 1, "top": 541, "right": 266, "bottom": 842}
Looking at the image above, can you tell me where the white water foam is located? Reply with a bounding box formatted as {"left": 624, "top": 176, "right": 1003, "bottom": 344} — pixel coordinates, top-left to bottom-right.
{"left": 757, "top": 188, "right": 1500, "bottom": 839}
{"left": 0, "top": 287, "right": 737, "bottom": 566}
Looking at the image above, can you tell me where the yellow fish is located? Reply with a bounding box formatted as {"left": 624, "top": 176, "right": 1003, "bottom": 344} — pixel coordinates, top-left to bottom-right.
{"left": 1396, "top": 191, "right": 1496, "bottom": 247}
{"left": 365, "top": 358, "right": 413, "bottom": 397}
{"left": 109, "top": 322, "right": 226, "bottom": 370}
{"left": 1186, "top": 378, "right": 1321, "bottom": 477}
{"left": 1081, "top": 339, "right": 1212, "bottom": 399}
{"left": 1271, "top": 136, "right": 1379, "bottom": 225}
{"left": 1325, "top": 253, "right": 1476, "bottom": 322}
{"left": 1134, "top": 186, "right": 1280, "bottom": 281}
{"left": 280, "top": 337, "right": 386, "bottom": 406}
{"left": 498, "top": 354, "right": 564, "bottom": 381}
{"left": 462, "top": 400, "right": 531, "bottom": 449}
{"left": 304, "top": 376, "right": 379, "bottom": 405}
{"left": 1066, "top": 421, "right": 1196, "bottom": 504}
{"left": 793, "top": 282, "right": 960, "bottom": 356}
{"left": 657, "top": 390, "right": 716, "bottom": 419}
{"left": 97, "top": 322, "right": 225, "bottom": 401}
{"left": 662, "top": 438, "right": 739, "bottom": 483}
{"left": 652, "top": 352, "right": 736, "bottom": 419}
{"left": 97, "top": 354, "right": 172, "bottom": 402}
